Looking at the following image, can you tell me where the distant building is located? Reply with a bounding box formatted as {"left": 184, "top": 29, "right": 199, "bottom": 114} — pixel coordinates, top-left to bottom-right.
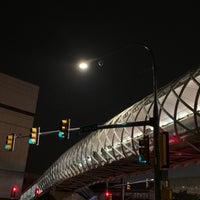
{"left": 0, "top": 73, "right": 39, "bottom": 199}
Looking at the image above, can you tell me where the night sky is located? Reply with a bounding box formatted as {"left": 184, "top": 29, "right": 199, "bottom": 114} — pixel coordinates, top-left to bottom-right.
{"left": 1, "top": 3, "right": 200, "bottom": 174}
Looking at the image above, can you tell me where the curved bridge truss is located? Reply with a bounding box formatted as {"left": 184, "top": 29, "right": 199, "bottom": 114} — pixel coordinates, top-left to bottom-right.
{"left": 20, "top": 66, "right": 200, "bottom": 199}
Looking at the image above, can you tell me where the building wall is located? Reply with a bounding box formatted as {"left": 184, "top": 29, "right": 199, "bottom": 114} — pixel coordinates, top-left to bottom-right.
{"left": 0, "top": 73, "right": 39, "bottom": 199}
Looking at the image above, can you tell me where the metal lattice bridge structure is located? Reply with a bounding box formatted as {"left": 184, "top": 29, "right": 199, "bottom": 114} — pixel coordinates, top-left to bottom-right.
{"left": 20, "top": 67, "right": 200, "bottom": 199}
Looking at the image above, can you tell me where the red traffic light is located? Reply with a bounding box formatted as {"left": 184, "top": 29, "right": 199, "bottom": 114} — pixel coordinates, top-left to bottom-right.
{"left": 105, "top": 190, "right": 111, "bottom": 197}
{"left": 35, "top": 188, "right": 40, "bottom": 196}
{"left": 105, "top": 191, "right": 109, "bottom": 196}
{"left": 105, "top": 190, "right": 112, "bottom": 199}
{"left": 11, "top": 185, "right": 18, "bottom": 197}
{"left": 12, "top": 186, "right": 17, "bottom": 192}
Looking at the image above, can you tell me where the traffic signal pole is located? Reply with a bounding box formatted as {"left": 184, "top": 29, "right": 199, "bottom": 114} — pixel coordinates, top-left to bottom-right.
{"left": 149, "top": 46, "right": 162, "bottom": 200}
{"left": 145, "top": 45, "right": 171, "bottom": 200}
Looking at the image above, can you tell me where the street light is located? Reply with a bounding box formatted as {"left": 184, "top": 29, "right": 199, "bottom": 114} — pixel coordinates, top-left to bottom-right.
{"left": 78, "top": 57, "right": 104, "bottom": 71}
{"left": 143, "top": 45, "right": 162, "bottom": 200}
{"left": 77, "top": 44, "right": 167, "bottom": 200}
{"left": 79, "top": 62, "right": 88, "bottom": 70}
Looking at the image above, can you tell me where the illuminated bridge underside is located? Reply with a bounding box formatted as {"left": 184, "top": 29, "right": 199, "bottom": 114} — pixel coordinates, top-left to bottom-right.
{"left": 20, "top": 67, "right": 200, "bottom": 199}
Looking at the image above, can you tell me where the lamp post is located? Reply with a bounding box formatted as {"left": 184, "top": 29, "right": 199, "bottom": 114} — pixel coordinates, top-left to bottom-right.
{"left": 78, "top": 44, "right": 165, "bottom": 200}
{"left": 143, "top": 45, "right": 162, "bottom": 200}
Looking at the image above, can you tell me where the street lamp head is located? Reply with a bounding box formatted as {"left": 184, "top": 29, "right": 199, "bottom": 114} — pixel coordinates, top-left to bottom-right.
{"left": 97, "top": 59, "right": 103, "bottom": 67}
{"left": 78, "top": 62, "right": 88, "bottom": 71}
{"left": 78, "top": 58, "right": 103, "bottom": 72}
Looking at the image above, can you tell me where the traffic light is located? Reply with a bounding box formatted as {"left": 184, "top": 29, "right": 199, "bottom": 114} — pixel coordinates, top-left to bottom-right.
{"left": 35, "top": 188, "right": 40, "bottom": 198}
{"left": 4, "top": 133, "right": 16, "bottom": 151}
{"left": 145, "top": 178, "right": 150, "bottom": 189}
{"left": 10, "top": 185, "right": 18, "bottom": 197}
{"left": 126, "top": 181, "right": 131, "bottom": 190}
{"left": 138, "top": 135, "right": 149, "bottom": 163}
{"left": 58, "top": 119, "right": 71, "bottom": 139}
{"left": 29, "top": 127, "right": 40, "bottom": 145}
{"left": 105, "top": 190, "right": 112, "bottom": 200}
{"left": 160, "top": 132, "right": 170, "bottom": 168}
{"left": 161, "top": 188, "right": 173, "bottom": 200}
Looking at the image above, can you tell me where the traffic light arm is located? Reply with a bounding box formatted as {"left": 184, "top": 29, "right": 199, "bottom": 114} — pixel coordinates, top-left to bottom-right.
{"left": 79, "top": 119, "right": 153, "bottom": 133}
{"left": 30, "top": 119, "right": 154, "bottom": 138}
{"left": 39, "top": 130, "right": 61, "bottom": 136}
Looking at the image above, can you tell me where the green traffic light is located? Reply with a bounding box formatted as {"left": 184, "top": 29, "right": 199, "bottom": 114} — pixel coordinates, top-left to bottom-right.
{"left": 4, "top": 145, "right": 11, "bottom": 151}
{"left": 58, "top": 131, "right": 65, "bottom": 138}
{"left": 28, "top": 138, "right": 36, "bottom": 144}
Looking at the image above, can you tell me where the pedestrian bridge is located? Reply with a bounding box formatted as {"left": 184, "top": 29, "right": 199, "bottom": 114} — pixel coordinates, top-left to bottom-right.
{"left": 20, "top": 66, "right": 200, "bottom": 199}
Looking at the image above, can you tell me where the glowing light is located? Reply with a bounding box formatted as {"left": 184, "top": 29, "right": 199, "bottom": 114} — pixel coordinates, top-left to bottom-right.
{"left": 28, "top": 138, "right": 36, "bottom": 144}
{"left": 12, "top": 186, "right": 17, "bottom": 192}
{"left": 79, "top": 62, "right": 88, "bottom": 70}
{"left": 58, "top": 131, "right": 65, "bottom": 138}
{"left": 105, "top": 191, "right": 110, "bottom": 197}
{"left": 138, "top": 155, "right": 147, "bottom": 163}
{"left": 35, "top": 188, "right": 40, "bottom": 195}
{"left": 4, "top": 145, "right": 11, "bottom": 150}
{"left": 11, "top": 185, "right": 18, "bottom": 197}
